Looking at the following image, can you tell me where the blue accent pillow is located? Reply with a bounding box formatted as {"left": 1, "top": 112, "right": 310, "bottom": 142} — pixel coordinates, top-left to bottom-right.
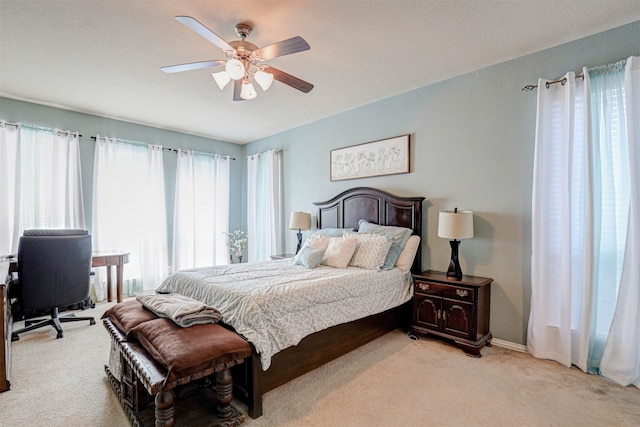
{"left": 358, "top": 220, "right": 413, "bottom": 270}
{"left": 293, "top": 246, "right": 325, "bottom": 269}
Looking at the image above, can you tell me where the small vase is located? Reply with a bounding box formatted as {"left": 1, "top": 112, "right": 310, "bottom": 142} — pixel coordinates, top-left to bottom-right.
{"left": 238, "top": 255, "right": 242, "bottom": 263}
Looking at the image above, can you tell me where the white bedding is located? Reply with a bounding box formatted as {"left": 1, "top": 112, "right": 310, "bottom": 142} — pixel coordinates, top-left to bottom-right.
{"left": 155, "top": 259, "right": 413, "bottom": 370}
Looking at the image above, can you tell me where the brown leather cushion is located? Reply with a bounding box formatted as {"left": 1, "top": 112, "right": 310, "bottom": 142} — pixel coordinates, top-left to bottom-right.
{"left": 128, "top": 318, "right": 252, "bottom": 378}
{"left": 101, "top": 299, "right": 157, "bottom": 334}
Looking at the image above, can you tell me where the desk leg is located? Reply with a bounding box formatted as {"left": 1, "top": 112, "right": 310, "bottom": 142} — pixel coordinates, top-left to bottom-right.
{"left": 107, "top": 266, "right": 113, "bottom": 303}
{"left": 116, "top": 264, "right": 123, "bottom": 303}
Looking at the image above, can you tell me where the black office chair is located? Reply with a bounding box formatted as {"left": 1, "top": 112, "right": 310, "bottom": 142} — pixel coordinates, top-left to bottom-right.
{"left": 11, "top": 229, "right": 96, "bottom": 341}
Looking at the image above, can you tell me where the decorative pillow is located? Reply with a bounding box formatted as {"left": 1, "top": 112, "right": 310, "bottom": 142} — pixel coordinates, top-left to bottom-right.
{"left": 293, "top": 233, "right": 331, "bottom": 264}
{"left": 101, "top": 299, "right": 157, "bottom": 335}
{"left": 293, "top": 247, "right": 325, "bottom": 269}
{"left": 305, "top": 233, "right": 331, "bottom": 250}
{"left": 346, "top": 232, "right": 392, "bottom": 270}
{"left": 394, "top": 235, "right": 421, "bottom": 273}
{"left": 314, "top": 227, "right": 354, "bottom": 237}
{"left": 321, "top": 236, "right": 358, "bottom": 268}
{"left": 358, "top": 220, "right": 413, "bottom": 270}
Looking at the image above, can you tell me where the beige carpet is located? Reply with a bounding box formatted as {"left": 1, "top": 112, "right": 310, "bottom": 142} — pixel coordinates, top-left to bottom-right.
{"left": 2, "top": 299, "right": 640, "bottom": 426}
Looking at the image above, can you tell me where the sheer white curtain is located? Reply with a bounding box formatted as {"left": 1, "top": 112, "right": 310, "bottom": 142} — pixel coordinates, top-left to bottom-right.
{"left": 172, "top": 150, "right": 230, "bottom": 271}
{"left": 528, "top": 57, "right": 640, "bottom": 386}
{"left": 20, "top": 127, "right": 85, "bottom": 230}
{"left": 0, "top": 121, "right": 21, "bottom": 255}
{"left": 0, "top": 123, "right": 85, "bottom": 256}
{"left": 92, "top": 136, "right": 168, "bottom": 298}
{"left": 600, "top": 56, "right": 640, "bottom": 386}
{"left": 247, "top": 149, "right": 282, "bottom": 262}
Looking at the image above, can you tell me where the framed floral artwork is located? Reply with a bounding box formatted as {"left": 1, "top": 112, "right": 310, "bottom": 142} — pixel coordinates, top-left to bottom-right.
{"left": 330, "top": 134, "right": 410, "bottom": 181}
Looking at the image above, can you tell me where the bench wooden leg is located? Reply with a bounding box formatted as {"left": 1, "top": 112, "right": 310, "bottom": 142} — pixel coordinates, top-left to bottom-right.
{"left": 216, "top": 368, "right": 234, "bottom": 419}
{"left": 155, "top": 389, "right": 175, "bottom": 427}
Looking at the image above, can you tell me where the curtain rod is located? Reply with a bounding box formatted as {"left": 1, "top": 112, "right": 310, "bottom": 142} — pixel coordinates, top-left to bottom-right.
{"left": 1, "top": 120, "right": 82, "bottom": 137}
{"left": 522, "top": 73, "right": 584, "bottom": 92}
{"left": 90, "top": 135, "right": 235, "bottom": 160}
{"left": 248, "top": 148, "right": 283, "bottom": 159}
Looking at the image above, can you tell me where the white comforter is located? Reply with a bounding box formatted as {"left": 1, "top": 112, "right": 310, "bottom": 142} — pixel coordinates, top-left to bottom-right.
{"left": 155, "top": 259, "right": 413, "bottom": 370}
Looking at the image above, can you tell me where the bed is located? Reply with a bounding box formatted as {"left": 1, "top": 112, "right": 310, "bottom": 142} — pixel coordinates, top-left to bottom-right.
{"left": 160, "top": 187, "right": 424, "bottom": 418}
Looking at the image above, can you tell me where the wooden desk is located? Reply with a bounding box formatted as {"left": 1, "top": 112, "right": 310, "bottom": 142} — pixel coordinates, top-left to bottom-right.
{"left": 1, "top": 261, "right": 11, "bottom": 392}
{"left": 92, "top": 251, "right": 129, "bottom": 304}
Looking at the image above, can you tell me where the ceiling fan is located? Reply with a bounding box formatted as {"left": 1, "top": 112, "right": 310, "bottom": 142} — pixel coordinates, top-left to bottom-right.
{"left": 161, "top": 16, "right": 314, "bottom": 101}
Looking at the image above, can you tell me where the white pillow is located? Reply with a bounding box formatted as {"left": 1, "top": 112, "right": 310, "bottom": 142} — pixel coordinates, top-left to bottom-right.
{"left": 306, "top": 233, "right": 331, "bottom": 250}
{"left": 394, "top": 235, "right": 421, "bottom": 273}
{"left": 321, "top": 236, "right": 358, "bottom": 268}
{"left": 347, "top": 232, "right": 392, "bottom": 270}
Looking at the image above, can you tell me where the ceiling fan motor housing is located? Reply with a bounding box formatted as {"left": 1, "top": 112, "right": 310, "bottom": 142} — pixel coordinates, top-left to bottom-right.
{"left": 235, "top": 23, "right": 253, "bottom": 39}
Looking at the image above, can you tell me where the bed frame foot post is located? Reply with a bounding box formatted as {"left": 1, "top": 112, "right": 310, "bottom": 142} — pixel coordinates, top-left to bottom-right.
{"left": 154, "top": 389, "right": 175, "bottom": 427}
{"left": 247, "top": 353, "right": 264, "bottom": 419}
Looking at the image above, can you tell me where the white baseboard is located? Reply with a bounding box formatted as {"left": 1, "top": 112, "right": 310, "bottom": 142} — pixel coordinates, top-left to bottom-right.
{"left": 492, "top": 338, "right": 528, "bottom": 353}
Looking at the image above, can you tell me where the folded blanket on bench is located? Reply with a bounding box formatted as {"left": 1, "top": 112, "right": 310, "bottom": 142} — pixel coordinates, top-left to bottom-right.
{"left": 136, "top": 293, "right": 223, "bottom": 327}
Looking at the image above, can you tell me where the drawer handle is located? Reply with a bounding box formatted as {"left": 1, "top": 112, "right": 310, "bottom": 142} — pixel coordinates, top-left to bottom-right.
{"left": 419, "top": 283, "right": 430, "bottom": 291}
{"left": 456, "top": 289, "right": 469, "bottom": 298}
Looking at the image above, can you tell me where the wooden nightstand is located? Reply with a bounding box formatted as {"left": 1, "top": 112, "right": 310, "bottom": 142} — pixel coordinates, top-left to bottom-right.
{"left": 411, "top": 270, "right": 493, "bottom": 357}
{"left": 270, "top": 254, "right": 295, "bottom": 260}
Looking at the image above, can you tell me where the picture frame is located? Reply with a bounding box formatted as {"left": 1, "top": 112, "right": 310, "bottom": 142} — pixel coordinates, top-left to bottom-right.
{"left": 330, "top": 134, "right": 410, "bottom": 181}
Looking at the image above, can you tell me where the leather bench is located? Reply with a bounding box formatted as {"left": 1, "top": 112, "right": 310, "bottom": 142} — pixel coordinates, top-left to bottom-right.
{"left": 102, "top": 300, "right": 252, "bottom": 427}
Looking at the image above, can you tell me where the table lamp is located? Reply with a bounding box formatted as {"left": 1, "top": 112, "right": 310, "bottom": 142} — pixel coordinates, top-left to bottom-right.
{"left": 438, "top": 208, "right": 474, "bottom": 280}
{"left": 289, "top": 211, "right": 311, "bottom": 254}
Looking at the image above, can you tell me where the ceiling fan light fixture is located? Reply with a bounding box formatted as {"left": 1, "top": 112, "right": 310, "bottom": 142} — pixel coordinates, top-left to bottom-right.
{"left": 225, "top": 58, "right": 245, "bottom": 80}
{"left": 212, "top": 71, "right": 231, "bottom": 90}
{"left": 254, "top": 70, "right": 274, "bottom": 91}
{"left": 240, "top": 79, "right": 257, "bottom": 100}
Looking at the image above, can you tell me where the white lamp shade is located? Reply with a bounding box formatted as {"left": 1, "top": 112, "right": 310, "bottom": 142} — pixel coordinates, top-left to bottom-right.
{"left": 225, "top": 58, "right": 245, "bottom": 80}
{"left": 289, "top": 211, "right": 311, "bottom": 230}
{"left": 240, "top": 80, "right": 257, "bottom": 100}
{"left": 254, "top": 70, "right": 274, "bottom": 91}
{"left": 438, "top": 210, "right": 474, "bottom": 239}
{"left": 212, "top": 71, "right": 231, "bottom": 90}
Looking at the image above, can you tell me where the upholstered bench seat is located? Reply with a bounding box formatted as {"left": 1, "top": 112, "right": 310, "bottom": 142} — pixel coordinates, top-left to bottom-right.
{"left": 102, "top": 299, "right": 252, "bottom": 427}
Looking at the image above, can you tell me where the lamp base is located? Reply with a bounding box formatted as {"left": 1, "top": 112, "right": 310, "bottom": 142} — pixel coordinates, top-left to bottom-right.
{"left": 446, "top": 240, "right": 463, "bottom": 281}
{"left": 295, "top": 230, "right": 303, "bottom": 254}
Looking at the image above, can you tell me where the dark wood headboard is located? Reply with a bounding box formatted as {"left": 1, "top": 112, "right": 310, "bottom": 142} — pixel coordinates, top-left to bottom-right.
{"left": 313, "top": 187, "right": 425, "bottom": 273}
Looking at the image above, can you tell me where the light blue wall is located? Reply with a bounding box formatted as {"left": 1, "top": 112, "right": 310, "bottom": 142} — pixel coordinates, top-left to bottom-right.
{"left": 0, "top": 98, "right": 244, "bottom": 267}
{"left": 246, "top": 20, "right": 640, "bottom": 345}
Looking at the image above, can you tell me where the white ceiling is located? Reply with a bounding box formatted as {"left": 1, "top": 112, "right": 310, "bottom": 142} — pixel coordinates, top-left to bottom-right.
{"left": 2, "top": 1, "right": 639, "bottom": 144}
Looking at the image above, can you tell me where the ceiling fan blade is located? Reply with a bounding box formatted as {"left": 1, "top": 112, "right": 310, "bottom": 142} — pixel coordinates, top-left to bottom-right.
{"left": 253, "top": 36, "right": 310, "bottom": 60}
{"left": 175, "top": 16, "right": 235, "bottom": 53}
{"left": 233, "top": 79, "right": 244, "bottom": 101}
{"left": 161, "top": 60, "right": 226, "bottom": 73}
{"left": 264, "top": 66, "right": 314, "bottom": 93}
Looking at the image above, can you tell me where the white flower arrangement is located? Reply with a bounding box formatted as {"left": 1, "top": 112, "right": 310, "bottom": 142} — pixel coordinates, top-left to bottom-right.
{"left": 225, "top": 230, "right": 247, "bottom": 259}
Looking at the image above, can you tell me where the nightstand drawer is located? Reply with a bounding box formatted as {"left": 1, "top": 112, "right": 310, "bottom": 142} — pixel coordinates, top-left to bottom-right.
{"left": 414, "top": 281, "right": 475, "bottom": 303}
